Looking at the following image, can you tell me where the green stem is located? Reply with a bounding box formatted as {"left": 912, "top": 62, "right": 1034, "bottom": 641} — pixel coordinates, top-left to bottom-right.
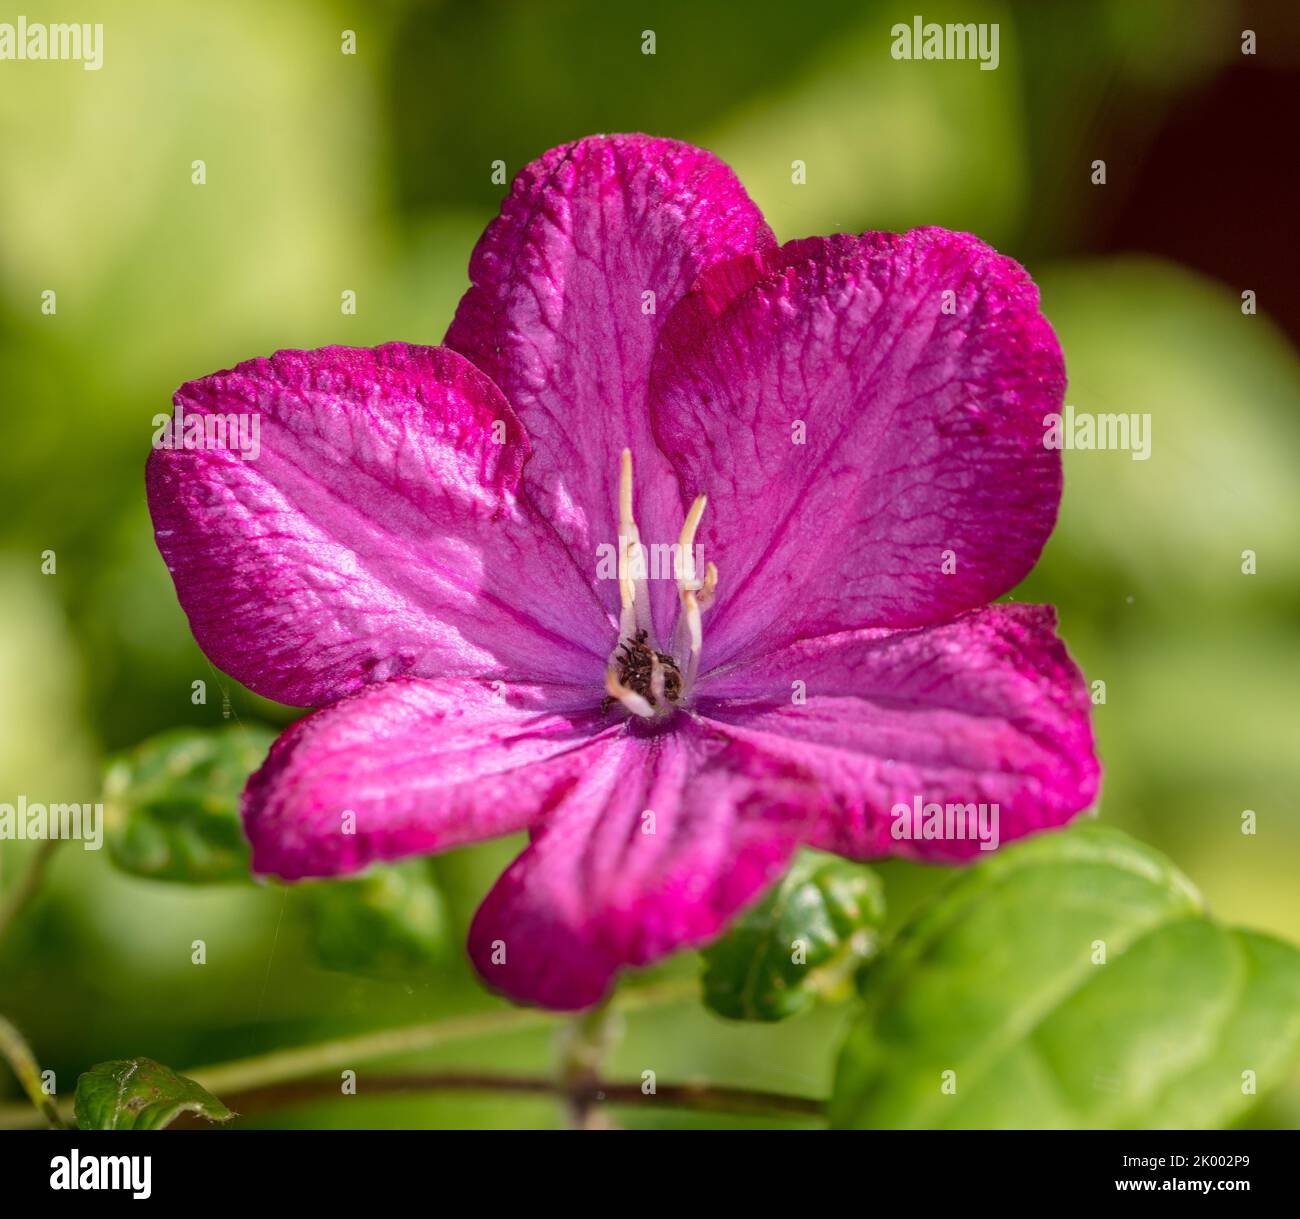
{"left": 193, "top": 979, "right": 691, "bottom": 1097}
{"left": 194, "top": 1001, "right": 557, "bottom": 1097}
{"left": 0, "top": 978, "right": 699, "bottom": 1129}
{"left": 557, "top": 994, "right": 619, "bottom": 1128}
{"left": 201, "top": 1070, "right": 825, "bottom": 1122}
{"left": 0, "top": 838, "right": 63, "bottom": 942}
{"left": 0, "top": 1015, "right": 67, "bottom": 1129}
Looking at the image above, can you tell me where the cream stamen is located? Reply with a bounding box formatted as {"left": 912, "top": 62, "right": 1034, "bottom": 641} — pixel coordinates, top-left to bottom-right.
{"left": 617, "top": 448, "right": 653, "bottom": 640}
{"left": 676, "top": 494, "right": 708, "bottom": 589}
{"left": 679, "top": 588, "right": 703, "bottom": 692}
{"left": 697, "top": 561, "right": 719, "bottom": 611}
{"left": 604, "top": 452, "right": 719, "bottom": 719}
{"left": 670, "top": 494, "right": 711, "bottom": 684}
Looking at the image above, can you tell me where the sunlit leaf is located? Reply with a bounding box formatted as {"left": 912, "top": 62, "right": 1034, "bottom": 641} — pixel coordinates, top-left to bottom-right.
{"left": 832, "top": 826, "right": 1300, "bottom": 1129}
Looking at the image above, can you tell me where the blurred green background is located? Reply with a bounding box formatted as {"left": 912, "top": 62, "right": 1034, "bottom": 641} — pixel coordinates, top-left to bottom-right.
{"left": 1, "top": 0, "right": 1297, "bottom": 1129}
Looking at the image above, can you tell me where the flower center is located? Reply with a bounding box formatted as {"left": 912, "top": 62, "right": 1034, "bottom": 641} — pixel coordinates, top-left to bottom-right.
{"left": 603, "top": 449, "right": 718, "bottom": 719}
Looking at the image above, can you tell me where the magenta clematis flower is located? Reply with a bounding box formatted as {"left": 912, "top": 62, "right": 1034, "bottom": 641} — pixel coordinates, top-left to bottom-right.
{"left": 147, "top": 134, "right": 1100, "bottom": 1010}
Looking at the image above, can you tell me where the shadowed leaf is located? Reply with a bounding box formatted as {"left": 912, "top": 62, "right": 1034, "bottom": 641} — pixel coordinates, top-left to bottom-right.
{"left": 74, "top": 1058, "right": 233, "bottom": 1130}
{"left": 702, "top": 852, "right": 884, "bottom": 1022}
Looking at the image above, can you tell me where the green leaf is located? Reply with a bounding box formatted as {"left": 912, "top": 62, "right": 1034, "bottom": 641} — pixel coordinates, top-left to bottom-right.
{"left": 103, "top": 726, "right": 275, "bottom": 883}
{"left": 74, "top": 1058, "right": 233, "bottom": 1130}
{"left": 701, "top": 852, "right": 885, "bottom": 1022}
{"left": 304, "top": 860, "right": 448, "bottom": 980}
{"left": 831, "top": 826, "right": 1300, "bottom": 1129}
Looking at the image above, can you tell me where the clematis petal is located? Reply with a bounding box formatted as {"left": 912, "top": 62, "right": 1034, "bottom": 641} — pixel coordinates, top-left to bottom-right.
{"left": 446, "top": 133, "right": 774, "bottom": 629}
{"left": 242, "top": 676, "right": 614, "bottom": 881}
{"left": 147, "top": 343, "right": 610, "bottom": 707}
{"left": 694, "top": 604, "right": 1100, "bottom": 863}
{"left": 467, "top": 716, "right": 814, "bottom": 1010}
{"left": 650, "top": 230, "right": 1066, "bottom": 666}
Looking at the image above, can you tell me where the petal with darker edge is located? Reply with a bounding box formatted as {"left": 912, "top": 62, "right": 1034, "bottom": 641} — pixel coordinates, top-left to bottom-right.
{"left": 694, "top": 603, "right": 1100, "bottom": 863}
{"left": 651, "top": 230, "right": 1066, "bottom": 666}
{"left": 147, "top": 343, "right": 610, "bottom": 707}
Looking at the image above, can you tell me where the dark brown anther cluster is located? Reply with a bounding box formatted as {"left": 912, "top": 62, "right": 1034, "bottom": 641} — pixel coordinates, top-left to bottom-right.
{"left": 608, "top": 630, "right": 682, "bottom": 711}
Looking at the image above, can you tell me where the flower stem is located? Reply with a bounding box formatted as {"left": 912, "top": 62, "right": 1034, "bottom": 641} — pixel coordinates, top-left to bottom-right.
{"left": 192, "top": 1071, "right": 825, "bottom": 1123}
{"left": 0, "top": 978, "right": 826, "bottom": 1129}
{"left": 0, "top": 1015, "right": 67, "bottom": 1129}
{"left": 0, "top": 978, "right": 697, "bottom": 1128}
{"left": 194, "top": 1000, "right": 559, "bottom": 1097}
{"left": 0, "top": 838, "right": 63, "bottom": 943}
{"left": 192, "top": 979, "right": 691, "bottom": 1098}
{"left": 557, "top": 995, "right": 620, "bottom": 1128}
